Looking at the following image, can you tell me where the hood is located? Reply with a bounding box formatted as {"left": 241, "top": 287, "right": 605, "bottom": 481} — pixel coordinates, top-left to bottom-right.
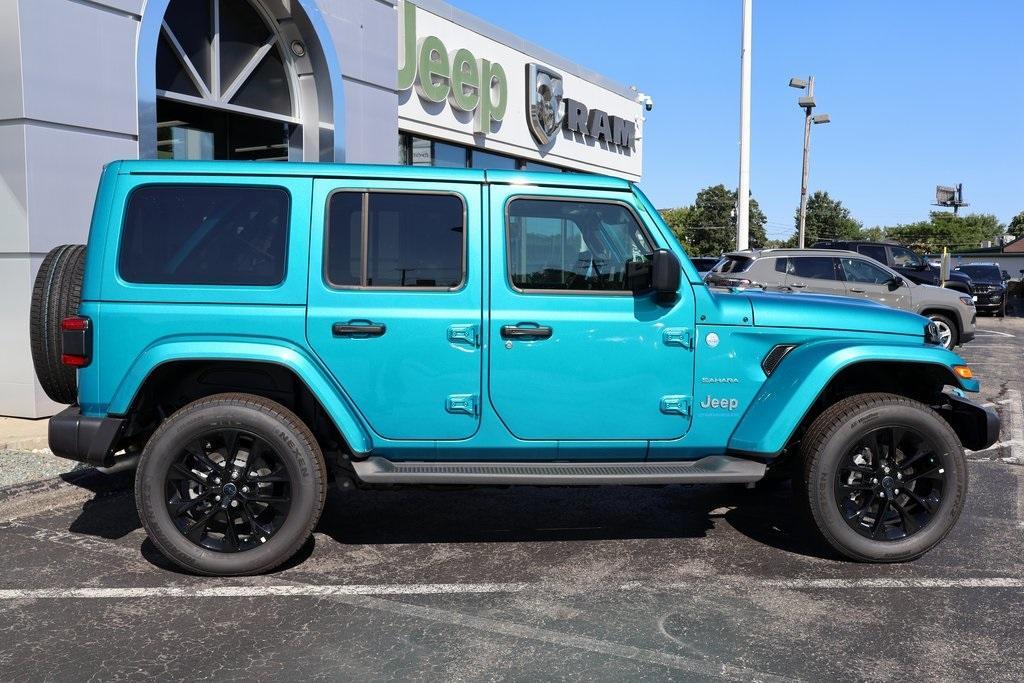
{"left": 742, "top": 290, "right": 927, "bottom": 337}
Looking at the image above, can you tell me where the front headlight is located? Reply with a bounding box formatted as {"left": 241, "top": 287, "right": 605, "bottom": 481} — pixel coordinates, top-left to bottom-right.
{"left": 959, "top": 296, "right": 975, "bottom": 307}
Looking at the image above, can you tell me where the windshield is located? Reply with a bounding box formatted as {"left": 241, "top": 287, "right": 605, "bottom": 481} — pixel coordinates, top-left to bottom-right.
{"left": 954, "top": 264, "right": 1002, "bottom": 282}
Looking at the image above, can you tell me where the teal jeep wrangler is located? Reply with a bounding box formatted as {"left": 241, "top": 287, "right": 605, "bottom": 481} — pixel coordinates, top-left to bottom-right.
{"left": 31, "top": 161, "right": 998, "bottom": 575}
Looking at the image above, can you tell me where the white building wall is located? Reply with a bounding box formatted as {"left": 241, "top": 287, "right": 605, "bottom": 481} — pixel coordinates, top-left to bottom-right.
{"left": 0, "top": 0, "right": 400, "bottom": 417}
{"left": 398, "top": 0, "right": 644, "bottom": 179}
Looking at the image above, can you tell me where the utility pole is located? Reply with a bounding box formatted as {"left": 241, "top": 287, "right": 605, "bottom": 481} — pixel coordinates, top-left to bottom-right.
{"left": 789, "top": 76, "right": 830, "bottom": 248}
{"left": 736, "top": 0, "right": 752, "bottom": 250}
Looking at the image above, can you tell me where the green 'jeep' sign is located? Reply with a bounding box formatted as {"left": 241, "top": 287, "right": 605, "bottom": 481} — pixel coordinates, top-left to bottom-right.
{"left": 397, "top": 0, "right": 508, "bottom": 133}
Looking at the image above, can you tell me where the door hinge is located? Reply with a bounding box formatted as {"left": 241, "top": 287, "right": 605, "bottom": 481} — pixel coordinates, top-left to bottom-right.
{"left": 660, "top": 395, "right": 691, "bottom": 416}
{"left": 446, "top": 393, "right": 478, "bottom": 416}
{"left": 447, "top": 324, "right": 479, "bottom": 348}
{"left": 663, "top": 327, "right": 692, "bottom": 349}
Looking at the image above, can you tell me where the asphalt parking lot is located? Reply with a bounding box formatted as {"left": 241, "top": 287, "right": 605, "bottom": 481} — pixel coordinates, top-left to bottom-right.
{"left": 1, "top": 315, "right": 1022, "bottom": 681}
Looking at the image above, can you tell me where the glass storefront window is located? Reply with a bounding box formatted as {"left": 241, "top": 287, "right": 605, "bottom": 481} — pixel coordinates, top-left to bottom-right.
{"left": 397, "top": 132, "right": 569, "bottom": 174}
{"left": 410, "top": 137, "right": 432, "bottom": 166}
{"left": 434, "top": 142, "right": 468, "bottom": 168}
{"left": 471, "top": 149, "right": 517, "bottom": 170}
{"left": 519, "top": 161, "right": 561, "bottom": 173}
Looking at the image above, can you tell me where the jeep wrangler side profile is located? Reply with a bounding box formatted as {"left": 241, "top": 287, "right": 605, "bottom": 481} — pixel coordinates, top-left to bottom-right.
{"left": 32, "top": 161, "right": 998, "bottom": 576}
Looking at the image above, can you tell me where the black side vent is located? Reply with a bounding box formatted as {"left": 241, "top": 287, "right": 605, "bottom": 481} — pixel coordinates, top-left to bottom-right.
{"left": 762, "top": 344, "right": 796, "bottom": 376}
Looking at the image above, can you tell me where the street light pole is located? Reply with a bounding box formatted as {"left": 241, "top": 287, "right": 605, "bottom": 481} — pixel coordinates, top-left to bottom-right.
{"left": 797, "top": 76, "right": 814, "bottom": 249}
{"left": 736, "top": 0, "right": 752, "bottom": 250}
{"left": 789, "top": 75, "right": 829, "bottom": 248}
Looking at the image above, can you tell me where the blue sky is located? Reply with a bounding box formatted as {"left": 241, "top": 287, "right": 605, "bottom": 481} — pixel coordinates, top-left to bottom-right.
{"left": 450, "top": 0, "right": 1024, "bottom": 240}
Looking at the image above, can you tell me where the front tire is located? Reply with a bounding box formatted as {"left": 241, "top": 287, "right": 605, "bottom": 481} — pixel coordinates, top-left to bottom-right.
{"left": 135, "top": 393, "right": 327, "bottom": 576}
{"left": 800, "top": 393, "right": 967, "bottom": 563}
{"left": 926, "top": 313, "right": 958, "bottom": 349}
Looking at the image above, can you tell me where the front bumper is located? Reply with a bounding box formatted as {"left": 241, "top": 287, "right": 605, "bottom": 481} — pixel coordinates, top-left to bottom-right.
{"left": 49, "top": 406, "right": 124, "bottom": 467}
{"left": 942, "top": 393, "right": 1000, "bottom": 451}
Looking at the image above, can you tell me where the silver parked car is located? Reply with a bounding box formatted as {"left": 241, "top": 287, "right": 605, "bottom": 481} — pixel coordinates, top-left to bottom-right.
{"left": 705, "top": 248, "right": 976, "bottom": 349}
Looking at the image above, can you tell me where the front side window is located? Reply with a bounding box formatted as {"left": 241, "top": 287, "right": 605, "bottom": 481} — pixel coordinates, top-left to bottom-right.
{"left": 507, "top": 199, "right": 653, "bottom": 291}
{"left": 326, "top": 192, "right": 465, "bottom": 289}
{"left": 119, "top": 185, "right": 289, "bottom": 285}
{"left": 841, "top": 257, "right": 893, "bottom": 284}
{"left": 789, "top": 257, "right": 837, "bottom": 280}
{"left": 891, "top": 246, "right": 924, "bottom": 268}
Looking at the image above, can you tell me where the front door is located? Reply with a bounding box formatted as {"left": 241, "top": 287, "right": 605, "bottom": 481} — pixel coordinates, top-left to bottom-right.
{"left": 306, "top": 180, "right": 482, "bottom": 440}
{"left": 838, "top": 256, "right": 911, "bottom": 310}
{"left": 487, "top": 188, "right": 695, "bottom": 441}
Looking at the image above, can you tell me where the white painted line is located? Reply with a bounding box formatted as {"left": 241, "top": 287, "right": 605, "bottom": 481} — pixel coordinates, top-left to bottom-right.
{"left": 0, "top": 582, "right": 533, "bottom": 600}
{"left": 4, "top": 577, "right": 1024, "bottom": 601}
{"left": 1002, "top": 389, "right": 1024, "bottom": 465}
{"left": 749, "top": 578, "right": 1024, "bottom": 589}
{"left": 974, "top": 330, "right": 1016, "bottom": 337}
{"left": 968, "top": 439, "right": 1024, "bottom": 455}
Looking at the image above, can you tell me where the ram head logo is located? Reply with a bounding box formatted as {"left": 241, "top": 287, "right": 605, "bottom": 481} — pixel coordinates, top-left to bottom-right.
{"left": 526, "top": 63, "right": 564, "bottom": 146}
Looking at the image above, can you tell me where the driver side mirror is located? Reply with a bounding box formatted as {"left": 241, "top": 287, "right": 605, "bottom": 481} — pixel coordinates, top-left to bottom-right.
{"left": 626, "top": 249, "right": 681, "bottom": 302}
{"left": 888, "top": 275, "right": 904, "bottom": 290}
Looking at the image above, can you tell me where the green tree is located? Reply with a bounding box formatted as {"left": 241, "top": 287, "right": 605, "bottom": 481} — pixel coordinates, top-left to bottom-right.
{"left": 659, "top": 206, "right": 691, "bottom": 245}
{"left": 884, "top": 212, "right": 1006, "bottom": 252}
{"left": 861, "top": 226, "right": 887, "bottom": 241}
{"left": 1009, "top": 211, "right": 1024, "bottom": 236}
{"left": 659, "top": 185, "right": 767, "bottom": 256}
{"left": 790, "top": 190, "right": 862, "bottom": 245}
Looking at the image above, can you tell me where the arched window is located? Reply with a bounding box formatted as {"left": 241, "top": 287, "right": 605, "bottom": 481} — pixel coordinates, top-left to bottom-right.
{"left": 156, "top": 0, "right": 298, "bottom": 160}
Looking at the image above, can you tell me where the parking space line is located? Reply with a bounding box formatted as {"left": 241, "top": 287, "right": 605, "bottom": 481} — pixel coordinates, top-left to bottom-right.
{"left": 1003, "top": 389, "right": 1024, "bottom": 465}
{"left": 3, "top": 577, "right": 1024, "bottom": 601}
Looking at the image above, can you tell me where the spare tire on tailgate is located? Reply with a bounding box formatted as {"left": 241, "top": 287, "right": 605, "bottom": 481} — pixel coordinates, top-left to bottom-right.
{"left": 30, "top": 244, "right": 86, "bottom": 404}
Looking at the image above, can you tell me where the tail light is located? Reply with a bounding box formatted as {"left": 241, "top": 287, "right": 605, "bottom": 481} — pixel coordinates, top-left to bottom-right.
{"left": 61, "top": 315, "right": 92, "bottom": 368}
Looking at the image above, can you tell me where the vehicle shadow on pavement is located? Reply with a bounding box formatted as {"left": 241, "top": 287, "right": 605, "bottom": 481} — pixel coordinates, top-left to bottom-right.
{"left": 52, "top": 473, "right": 841, "bottom": 574}
{"left": 315, "top": 482, "right": 842, "bottom": 561}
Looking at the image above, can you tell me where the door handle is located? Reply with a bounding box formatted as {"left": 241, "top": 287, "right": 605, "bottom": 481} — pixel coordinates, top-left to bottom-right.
{"left": 501, "top": 324, "right": 553, "bottom": 340}
{"left": 849, "top": 287, "right": 866, "bottom": 293}
{"left": 332, "top": 321, "right": 386, "bottom": 337}
{"left": 789, "top": 282, "right": 807, "bottom": 289}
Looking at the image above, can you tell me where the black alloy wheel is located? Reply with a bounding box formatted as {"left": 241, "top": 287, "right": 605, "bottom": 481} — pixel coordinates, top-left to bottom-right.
{"left": 136, "top": 393, "right": 326, "bottom": 575}
{"left": 166, "top": 429, "right": 292, "bottom": 552}
{"left": 834, "top": 426, "right": 944, "bottom": 541}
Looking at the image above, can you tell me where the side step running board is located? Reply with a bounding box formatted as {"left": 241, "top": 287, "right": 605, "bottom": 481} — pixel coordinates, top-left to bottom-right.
{"left": 351, "top": 456, "right": 765, "bottom": 486}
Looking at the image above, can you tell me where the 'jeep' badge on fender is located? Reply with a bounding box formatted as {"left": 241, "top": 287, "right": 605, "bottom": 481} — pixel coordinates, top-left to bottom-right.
{"left": 700, "top": 396, "right": 739, "bottom": 410}
{"left": 526, "top": 64, "right": 564, "bottom": 145}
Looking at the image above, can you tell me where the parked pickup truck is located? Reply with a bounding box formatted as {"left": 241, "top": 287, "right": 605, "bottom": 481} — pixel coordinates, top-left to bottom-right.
{"left": 32, "top": 161, "right": 998, "bottom": 576}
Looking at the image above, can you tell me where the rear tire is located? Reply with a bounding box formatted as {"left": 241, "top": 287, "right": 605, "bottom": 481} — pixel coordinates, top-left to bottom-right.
{"left": 925, "top": 313, "right": 958, "bottom": 349}
{"left": 30, "top": 245, "right": 86, "bottom": 404}
{"left": 135, "top": 393, "right": 327, "bottom": 576}
{"left": 799, "top": 393, "right": 967, "bottom": 563}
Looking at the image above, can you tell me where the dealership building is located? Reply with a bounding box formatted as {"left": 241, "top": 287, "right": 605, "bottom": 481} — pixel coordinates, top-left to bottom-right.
{"left": 0, "top": 0, "right": 648, "bottom": 417}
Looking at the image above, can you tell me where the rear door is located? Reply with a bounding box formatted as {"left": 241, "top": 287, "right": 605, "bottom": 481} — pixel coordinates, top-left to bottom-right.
{"left": 784, "top": 256, "right": 847, "bottom": 296}
{"left": 306, "top": 180, "right": 483, "bottom": 441}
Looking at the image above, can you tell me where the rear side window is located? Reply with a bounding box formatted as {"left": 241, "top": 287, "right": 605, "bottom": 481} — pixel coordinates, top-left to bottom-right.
{"left": 790, "top": 257, "right": 837, "bottom": 280}
{"left": 857, "top": 244, "right": 888, "bottom": 264}
{"left": 119, "top": 185, "right": 289, "bottom": 285}
{"left": 712, "top": 256, "right": 754, "bottom": 274}
{"left": 326, "top": 192, "right": 465, "bottom": 289}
